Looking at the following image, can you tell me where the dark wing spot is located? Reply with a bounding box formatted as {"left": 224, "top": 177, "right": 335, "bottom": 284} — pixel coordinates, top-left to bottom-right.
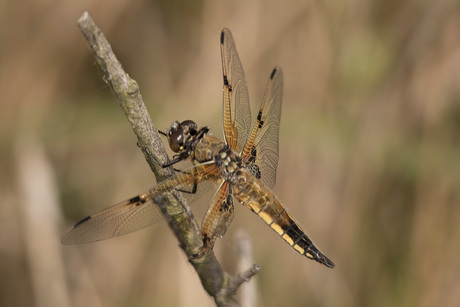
{"left": 257, "top": 111, "right": 262, "bottom": 121}
{"left": 223, "top": 74, "right": 229, "bottom": 87}
{"left": 252, "top": 164, "right": 261, "bottom": 179}
{"left": 248, "top": 146, "right": 257, "bottom": 163}
{"left": 220, "top": 30, "right": 225, "bottom": 44}
{"left": 74, "top": 215, "right": 91, "bottom": 228}
{"left": 270, "top": 67, "right": 277, "bottom": 79}
{"left": 129, "top": 196, "right": 141, "bottom": 204}
{"left": 129, "top": 195, "right": 147, "bottom": 206}
{"left": 258, "top": 120, "right": 264, "bottom": 129}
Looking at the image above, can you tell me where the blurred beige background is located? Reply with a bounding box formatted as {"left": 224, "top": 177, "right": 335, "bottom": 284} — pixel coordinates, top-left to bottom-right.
{"left": 1, "top": 0, "right": 460, "bottom": 306}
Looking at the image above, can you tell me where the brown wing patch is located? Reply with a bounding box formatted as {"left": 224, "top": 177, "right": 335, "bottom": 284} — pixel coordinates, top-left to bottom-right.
{"left": 201, "top": 180, "right": 234, "bottom": 249}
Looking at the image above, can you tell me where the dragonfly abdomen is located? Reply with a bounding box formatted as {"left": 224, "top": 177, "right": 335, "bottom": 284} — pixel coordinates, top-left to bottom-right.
{"left": 233, "top": 170, "right": 335, "bottom": 268}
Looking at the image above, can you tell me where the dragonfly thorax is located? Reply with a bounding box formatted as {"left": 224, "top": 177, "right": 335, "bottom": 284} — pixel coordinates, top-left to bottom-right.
{"left": 193, "top": 135, "right": 226, "bottom": 163}
{"left": 214, "top": 147, "right": 243, "bottom": 180}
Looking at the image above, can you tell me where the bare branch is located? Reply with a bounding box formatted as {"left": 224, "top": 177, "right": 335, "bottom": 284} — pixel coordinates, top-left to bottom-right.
{"left": 77, "top": 12, "right": 168, "bottom": 180}
{"left": 76, "top": 12, "right": 259, "bottom": 306}
{"left": 231, "top": 264, "right": 261, "bottom": 291}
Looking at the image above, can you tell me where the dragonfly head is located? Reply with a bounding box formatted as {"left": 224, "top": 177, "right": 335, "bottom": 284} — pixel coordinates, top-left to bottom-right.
{"left": 166, "top": 120, "right": 198, "bottom": 152}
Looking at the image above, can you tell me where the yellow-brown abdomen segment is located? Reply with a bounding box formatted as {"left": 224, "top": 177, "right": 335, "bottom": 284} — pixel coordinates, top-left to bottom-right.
{"left": 233, "top": 169, "right": 335, "bottom": 268}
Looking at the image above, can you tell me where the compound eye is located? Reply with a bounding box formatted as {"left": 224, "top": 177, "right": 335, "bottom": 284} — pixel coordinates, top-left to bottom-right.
{"left": 167, "top": 121, "right": 180, "bottom": 137}
{"left": 180, "top": 120, "right": 198, "bottom": 135}
{"left": 169, "top": 126, "right": 184, "bottom": 152}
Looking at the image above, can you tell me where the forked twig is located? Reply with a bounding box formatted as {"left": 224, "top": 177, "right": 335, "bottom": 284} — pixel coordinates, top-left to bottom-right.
{"left": 76, "top": 11, "right": 259, "bottom": 306}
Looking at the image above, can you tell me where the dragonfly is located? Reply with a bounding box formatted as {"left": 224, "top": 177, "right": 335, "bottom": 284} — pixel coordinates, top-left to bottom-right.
{"left": 62, "top": 28, "right": 335, "bottom": 268}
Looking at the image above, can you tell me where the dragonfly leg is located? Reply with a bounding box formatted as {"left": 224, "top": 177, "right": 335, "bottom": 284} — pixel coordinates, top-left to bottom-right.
{"left": 174, "top": 178, "right": 198, "bottom": 194}
{"left": 190, "top": 235, "right": 212, "bottom": 259}
{"left": 137, "top": 142, "right": 189, "bottom": 170}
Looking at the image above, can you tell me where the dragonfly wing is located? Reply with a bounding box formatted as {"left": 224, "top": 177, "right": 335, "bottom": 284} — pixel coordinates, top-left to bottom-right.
{"left": 62, "top": 163, "right": 220, "bottom": 244}
{"left": 201, "top": 180, "right": 234, "bottom": 249}
{"left": 156, "top": 163, "right": 220, "bottom": 205}
{"left": 241, "top": 67, "right": 283, "bottom": 189}
{"left": 61, "top": 193, "right": 164, "bottom": 244}
{"left": 233, "top": 168, "right": 334, "bottom": 268}
{"left": 220, "top": 28, "right": 251, "bottom": 152}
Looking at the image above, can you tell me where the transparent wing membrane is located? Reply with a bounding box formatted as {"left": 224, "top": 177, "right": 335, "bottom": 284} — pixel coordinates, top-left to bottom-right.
{"left": 220, "top": 28, "right": 251, "bottom": 151}
{"left": 241, "top": 67, "right": 283, "bottom": 189}
{"left": 61, "top": 193, "right": 163, "bottom": 244}
{"left": 62, "top": 163, "right": 219, "bottom": 244}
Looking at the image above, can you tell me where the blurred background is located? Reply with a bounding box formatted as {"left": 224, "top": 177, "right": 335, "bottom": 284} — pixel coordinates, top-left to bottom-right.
{"left": 1, "top": 0, "right": 460, "bottom": 306}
